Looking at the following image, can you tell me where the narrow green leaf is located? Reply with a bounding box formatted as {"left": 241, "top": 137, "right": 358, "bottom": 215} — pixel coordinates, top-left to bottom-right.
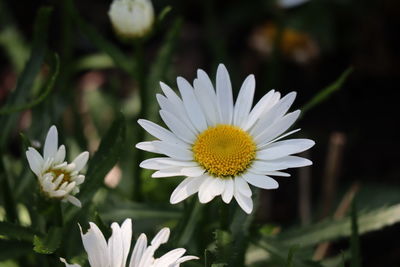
{"left": 0, "top": 53, "right": 60, "bottom": 115}
{"left": 0, "top": 7, "right": 52, "bottom": 148}
{"left": 158, "top": 6, "right": 172, "bottom": 23}
{"left": 33, "top": 227, "right": 62, "bottom": 254}
{"left": 68, "top": 1, "right": 133, "bottom": 74}
{"left": 215, "top": 230, "right": 232, "bottom": 263}
{"left": 274, "top": 203, "right": 400, "bottom": 247}
{"left": 301, "top": 67, "right": 354, "bottom": 114}
{"left": 350, "top": 200, "right": 361, "bottom": 267}
{"left": 286, "top": 245, "right": 300, "bottom": 267}
{"left": 78, "top": 113, "right": 126, "bottom": 206}
{"left": 100, "top": 201, "right": 181, "bottom": 221}
{"left": 0, "top": 158, "right": 18, "bottom": 223}
{"left": 175, "top": 200, "right": 203, "bottom": 246}
{"left": 145, "top": 18, "right": 182, "bottom": 121}
{"left": 0, "top": 221, "right": 37, "bottom": 242}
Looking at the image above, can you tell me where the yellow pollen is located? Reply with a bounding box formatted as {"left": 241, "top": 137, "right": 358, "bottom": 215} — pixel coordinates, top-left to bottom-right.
{"left": 193, "top": 124, "right": 256, "bottom": 178}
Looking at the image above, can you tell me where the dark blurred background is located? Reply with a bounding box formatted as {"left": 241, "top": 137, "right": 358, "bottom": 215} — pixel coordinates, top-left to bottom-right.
{"left": 1, "top": 0, "right": 400, "bottom": 266}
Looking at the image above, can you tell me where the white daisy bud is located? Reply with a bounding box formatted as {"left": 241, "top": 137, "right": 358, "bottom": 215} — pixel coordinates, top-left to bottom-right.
{"left": 108, "top": 0, "right": 155, "bottom": 40}
{"left": 25, "top": 126, "right": 89, "bottom": 208}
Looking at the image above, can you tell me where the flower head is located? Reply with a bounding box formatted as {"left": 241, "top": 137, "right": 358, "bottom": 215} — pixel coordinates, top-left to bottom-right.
{"left": 136, "top": 64, "right": 315, "bottom": 214}
{"left": 25, "top": 126, "right": 89, "bottom": 207}
{"left": 60, "top": 219, "right": 198, "bottom": 267}
{"left": 108, "top": 0, "right": 155, "bottom": 39}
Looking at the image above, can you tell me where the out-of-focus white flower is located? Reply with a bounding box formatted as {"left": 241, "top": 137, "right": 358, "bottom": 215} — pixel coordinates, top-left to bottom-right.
{"left": 136, "top": 64, "right": 315, "bottom": 214}
{"left": 108, "top": 0, "right": 155, "bottom": 39}
{"left": 277, "top": 0, "right": 309, "bottom": 8}
{"left": 60, "top": 218, "right": 198, "bottom": 267}
{"left": 25, "top": 126, "right": 89, "bottom": 207}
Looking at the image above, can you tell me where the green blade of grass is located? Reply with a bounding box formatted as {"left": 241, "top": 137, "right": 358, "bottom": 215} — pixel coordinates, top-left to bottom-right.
{"left": 301, "top": 67, "right": 354, "bottom": 114}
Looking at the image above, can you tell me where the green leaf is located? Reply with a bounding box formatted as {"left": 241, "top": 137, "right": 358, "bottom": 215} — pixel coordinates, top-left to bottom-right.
{"left": 78, "top": 113, "right": 126, "bottom": 206}
{"left": 33, "top": 227, "right": 62, "bottom": 254}
{"left": 274, "top": 203, "right": 400, "bottom": 247}
{"left": 301, "top": 67, "right": 354, "bottom": 114}
{"left": 0, "top": 6, "right": 52, "bottom": 148}
{"left": 0, "top": 158, "right": 18, "bottom": 223}
{"left": 0, "top": 221, "right": 37, "bottom": 242}
{"left": 175, "top": 200, "right": 203, "bottom": 246}
{"left": 145, "top": 18, "right": 183, "bottom": 121}
{"left": 286, "top": 245, "right": 300, "bottom": 267}
{"left": 0, "top": 240, "right": 32, "bottom": 261}
{"left": 100, "top": 201, "right": 181, "bottom": 221}
{"left": 0, "top": 53, "right": 60, "bottom": 115}
{"left": 214, "top": 230, "right": 233, "bottom": 264}
{"left": 350, "top": 200, "right": 361, "bottom": 267}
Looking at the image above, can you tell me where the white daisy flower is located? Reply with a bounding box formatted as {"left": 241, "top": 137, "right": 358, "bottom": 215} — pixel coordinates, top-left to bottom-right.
{"left": 136, "top": 64, "right": 315, "bottom": 214}
{"left": 25, "top": 125, "right": 89, "bottom": 208}
{"left": 108, "top": 0, "right": 155, "bottom": 39}
{"left": 60, "top": 218, "right": 198, "bottom": 267}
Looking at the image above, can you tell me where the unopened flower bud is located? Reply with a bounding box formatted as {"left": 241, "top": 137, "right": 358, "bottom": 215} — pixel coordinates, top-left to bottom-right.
{"left": 108, "top": 0, "right": 155, "bottom": 40}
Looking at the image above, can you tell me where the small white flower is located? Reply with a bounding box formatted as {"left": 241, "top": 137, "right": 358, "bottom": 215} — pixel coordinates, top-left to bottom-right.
{"left": 60, "top": 218, "right": 198, "bottom": 267}
{"left": 108, "top": 0, "right": 155, "bottom": 39}
{"left": 25, "top": 126, "right": 89, "bottom": 207}
{"left": 136, "top": 64, "right": 315, "bottom": 214}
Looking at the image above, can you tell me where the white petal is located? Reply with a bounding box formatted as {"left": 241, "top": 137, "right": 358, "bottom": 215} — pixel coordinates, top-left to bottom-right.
{"left": 66, "top": 195, "right": 82, "bottom": 208}
{"left": 121, "top": 219, "right": 132, "bottom": 266}
{"left": 180, "top": 166, "right": 205, "bottom": 177}
{"left": 233, "top": 74, "right": 255, "bottom": 127}
{"left": 193, "top": 78, "right": 219, "bottom": 126}
{"left": 136, "top": 141, "right": 160, "bottom": 153}
{"left": 60, "top": 258, "right": 81, "bottom": 267}
{"left": 177, "top": 77, "right": 208, "bottom": 132}
{"left": 152, "top": 167, "right": 184, "bottom": 178}
{"left": 151, "top": 228, "right": 170, "bottom": 250}
{"left": 257, "top": 139, "right": 315, "bottom": 160}
{"left": 244, "top": 90, "right": 280, "bottom": 131}
{"left": 221, "top": 178, "right": 234, "bottom": 203}
{"left": 80, "top": 222, "right": 109, "bottom": 267}
{"left": 108, "top": 223, "right": 124, "bottom": 267}
{"left": 234, "top": 189, "right": 253, "bottom": 214}
{"left": 216, "top": 64, "right": 233, "bottom": 124}
{"left": 26, "top": 147, "right": 44, "bottom": 175}
{"left": 265, "top": 171, "right": 291, "bottom": 177}
{"left": 242, "top": 172, "right": 279, "bottom": 189}
{"left": 156, "top": 248, "right": 186, "bottom": 266}
{"left": 235, "top": 177, "right": 252, "bottom": 197}
{"left": 138, "top": 119, "right": 188, "bottom": 146}
{"left": 249, "top": 156, "right": 311, "bottom": 172}
{"left": 140, "top": 158, "right": 197, "bottom": 170}
{"left": 153, "top": 142, "right": 193, "bottom": 161}
{"left": 158, "top": 83, "right": 197, "bottom": 132}
{"left": 170, "top": 176, "right": 204, "bottom": 204}
{"left": 160, "top": 110, "right": 197, "bottom": 143}
{"left": 198, "top": 176, "right": 219, "bottom": 203}
{"left": 72, "top": 151, "right": 89, "bottom": 172}
{"left": 175, "top": 255, "right": 200, "bottom": 264}
{"left": 129, "top": 233, "right": 147, "bottom": 267}
{"left": 250, "top": 92, "right": 296, "bottom": 136}
{"left": 44, "top": 125, "right": 58, "bottom": 159}
{"left": 54, "top": 145, "right": 66, "bottom": 164}
{"left": 254, "top": 110, "right": 301, "bottom": 145}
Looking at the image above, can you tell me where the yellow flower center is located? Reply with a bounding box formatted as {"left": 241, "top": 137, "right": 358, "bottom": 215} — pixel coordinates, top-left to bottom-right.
{"left": 193, "top": 124, "right": 256, "bottom": 178}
